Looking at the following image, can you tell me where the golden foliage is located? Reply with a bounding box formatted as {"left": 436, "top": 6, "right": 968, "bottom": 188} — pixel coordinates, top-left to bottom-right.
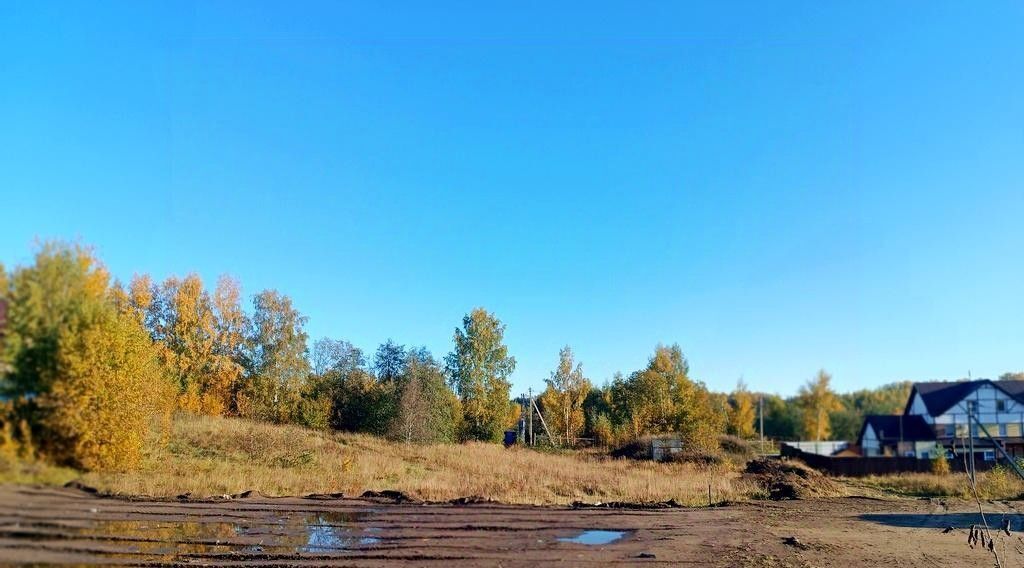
{"left": 43, "top": 308, "right": 173, "bottom": 471}
{"left": 797, "top": 369, "right": 843, "bottom": 440}
{"left": 540, "top": 346, "right": 590, "bottom": 445}
{"left": 147, "top": 274, "right": 244, "bottom": 416}
{"left": 727, "top": 380, "right": 757, "bottom": 438}
{"left": 610, "top": 345, "right": 725, "bottom": 453}
{"left": 930, "top": 449, "right": 951, "bottom": 476}
{"left": 4, "top": 243, "right": 174, "bottom": 471}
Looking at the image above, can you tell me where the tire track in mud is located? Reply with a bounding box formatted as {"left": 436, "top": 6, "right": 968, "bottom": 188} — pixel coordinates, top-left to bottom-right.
{"left": 0, "top": 485, "right": 1018, "bottom": 566}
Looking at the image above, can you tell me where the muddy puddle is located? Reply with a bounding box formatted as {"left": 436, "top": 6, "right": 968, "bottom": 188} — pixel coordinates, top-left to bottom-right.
{"left": 301, "top": 512, "right": 381, "bottom": 552}
{"left": 6, "top": 510, "right": 381, "bottom": 560}
{"left": 4, "top": 485, "right": 1012, "bottom": 567}
{"left": 558, "top": 530, "right": 627, "bottom": 545}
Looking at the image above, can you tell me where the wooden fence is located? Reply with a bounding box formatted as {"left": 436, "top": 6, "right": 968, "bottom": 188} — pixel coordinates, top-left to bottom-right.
{"left": 780, "top": 444, "right": 997, "bottom": 476}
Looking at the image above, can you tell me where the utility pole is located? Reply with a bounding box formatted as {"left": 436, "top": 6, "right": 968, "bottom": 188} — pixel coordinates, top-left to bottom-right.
{"left": 528, "top": 387, "right": 534, "bottom": 447}
{"left": 533, "top": 397, "right": 554, "bottom": 445}
{"left": 968, "top": 403, "right": 976, "bottom": 484}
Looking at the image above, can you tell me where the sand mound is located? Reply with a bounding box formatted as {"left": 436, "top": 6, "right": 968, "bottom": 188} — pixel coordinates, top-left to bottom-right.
{"left": 744, "top": 458, "right": 844, "bottom": 500}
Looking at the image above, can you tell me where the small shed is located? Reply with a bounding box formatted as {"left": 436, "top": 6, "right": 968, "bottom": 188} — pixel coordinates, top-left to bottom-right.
{"left": 651, "top": 436, "right": 683, "bottom": 461}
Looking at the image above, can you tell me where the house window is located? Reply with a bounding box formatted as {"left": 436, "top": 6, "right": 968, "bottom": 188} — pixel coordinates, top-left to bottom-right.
{"left": 943, "top": 424, "right": 955, "bottom": 437}
{"left": 967, "top": 400, "right": 979, "bottom": 414}
{"left": 983, "top": 450, "right": 995, "bottom": 462}
{"left": 921, "top": 451, "right": 930, "bottom": 460}
{"left": 999, "top": 424, "right": 1008, "bottom": 437}
{"left": 904, "top": 451, "right": 915, "bottom": 458}
{"left": 997, "top": 400, "right": 1007, "bottom": 412}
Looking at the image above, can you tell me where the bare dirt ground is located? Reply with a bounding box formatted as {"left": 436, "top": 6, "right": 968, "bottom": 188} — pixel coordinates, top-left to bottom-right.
{"left": 0, "top": 484, "right": 1020, "bottom": 567}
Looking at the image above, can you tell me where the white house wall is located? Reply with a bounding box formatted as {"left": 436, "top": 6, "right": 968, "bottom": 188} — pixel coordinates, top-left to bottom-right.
{"left": 907, "top": 392, "right": 932, "bottom": 422}
{"left": 930, "top": 384, "right": 1024, "bottom": 435}
{"left": 862, "top": 424, "right": 880, "bottom": 456}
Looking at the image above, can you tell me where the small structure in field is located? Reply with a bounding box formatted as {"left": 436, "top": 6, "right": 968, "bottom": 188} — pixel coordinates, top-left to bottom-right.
{"left": 650, "top": 436, "right": 683, "bottom": 461}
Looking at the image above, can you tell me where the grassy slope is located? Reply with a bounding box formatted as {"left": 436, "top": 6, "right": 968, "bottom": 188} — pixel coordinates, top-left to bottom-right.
{"left": 39, "top": 414, "right": 756, "bottom": 505}
{"left": 11, "top": 415, "right": 1013, "bottom": 504}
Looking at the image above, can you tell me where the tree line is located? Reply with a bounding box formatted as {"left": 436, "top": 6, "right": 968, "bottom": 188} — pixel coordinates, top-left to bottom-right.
{"left": 0, "top": 243, "right": 517, "bottom": 470}
{"left": 554, "top": 362, "right": 912, "bottom": 449}
{"left": 2, "top": 242, "right": 1014, "bottom": 472}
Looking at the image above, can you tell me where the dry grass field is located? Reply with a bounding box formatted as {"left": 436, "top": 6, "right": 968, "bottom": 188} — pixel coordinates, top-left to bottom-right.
{"left": 850, "top": 469, "right": 1024, "bottom": 500}
{"left": 2, "top": 414, "right": 760, "bottom": 505}
{"left": 5, "top": 414, "right": 1024, "bottom": 506}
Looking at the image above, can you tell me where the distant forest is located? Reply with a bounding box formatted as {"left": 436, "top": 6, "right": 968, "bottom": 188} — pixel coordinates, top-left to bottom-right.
{"left": 0, "top": 242, "right": 1019, "bottom": 472}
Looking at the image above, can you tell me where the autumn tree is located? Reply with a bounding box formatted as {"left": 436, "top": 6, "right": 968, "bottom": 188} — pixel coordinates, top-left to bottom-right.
{"left": 142, "top": 274, "right": 246, "bottom": 415}
{"left": 610, "top": 344, "right": 724, "bottom": 452}
{"left": 797, "top": 369, "right": 843, "bottom": 440}
{"left": 539, "top": 346, "right": 590, "bottom": 445}
{"left": 147, "top": 275, "right": 211, "bottom": 411}
{"left": 727, "top": 379, "right": 757, "bottom": 438}
{"left": 445, "top": 308, "right": 516, "bottom": 442}
{"left": 390, "top": 349, "right": 461, "bottom": 443}
{"left": 111, "top": 274, "right": 153, "bottom": 327}
{"left": 2, "top": 243, "right": 173, "bottom": 470}
{"left": 237, "top": 290, "right": 311, "bottom": 424}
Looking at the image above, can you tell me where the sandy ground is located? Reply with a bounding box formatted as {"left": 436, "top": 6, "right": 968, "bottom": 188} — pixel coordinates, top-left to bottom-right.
{"left": 0, "top": 485, "right": 1021, "bottom": 567}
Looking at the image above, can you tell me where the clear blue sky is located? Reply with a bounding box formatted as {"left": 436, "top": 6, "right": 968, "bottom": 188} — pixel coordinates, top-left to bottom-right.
{"left": 2, "top": 2, "right": 1022, "bottom": 396}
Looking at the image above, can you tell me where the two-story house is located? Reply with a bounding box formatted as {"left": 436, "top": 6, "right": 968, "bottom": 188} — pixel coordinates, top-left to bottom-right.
{"left": 858, "top": 379, "right": 1024, "bottom": 462}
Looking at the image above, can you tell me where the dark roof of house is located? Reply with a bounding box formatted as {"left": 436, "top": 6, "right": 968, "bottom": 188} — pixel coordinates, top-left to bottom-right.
{"left": 907, "top": 379, "right": 1024, "bottom": 416}
{"left": 858, "top": 414, "right": 935, "bottom": 444}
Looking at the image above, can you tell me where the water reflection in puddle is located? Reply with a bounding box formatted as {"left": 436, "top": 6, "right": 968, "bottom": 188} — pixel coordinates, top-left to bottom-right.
{"left": 302, "top": 512, "right": 379, "bottom": 552}
{"left": 558, "top": 530, "right": 626, "bottom": 545}
{"left": 72, "top": 510, "right": 379, "bottom": 558}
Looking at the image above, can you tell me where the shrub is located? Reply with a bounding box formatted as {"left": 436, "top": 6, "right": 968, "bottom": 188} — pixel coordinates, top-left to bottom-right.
{"left": 4, "top": 243, "right": 175, "bottom": 471}
{"left": 297, "top": 395, "right": 332, "bottom": 431}
{"left": 976, "top": 466, "right": 1024, "bottom": 500}
{"left": 589, "top": 412, "right": 614, "bottom": 447}
{"left": 930, "top": 448, "right": 950, "bottom": 476}
{"left": 42, "top": 305, "right": 173, "bottom": 471}
{"left": 719, "top": 435, "right": 755, "bottom": 458}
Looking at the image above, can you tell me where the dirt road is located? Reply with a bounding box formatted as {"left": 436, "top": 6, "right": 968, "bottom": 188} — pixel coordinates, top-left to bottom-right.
{"left": 0, "top": 484, "right": 1018, "bottom": 566}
